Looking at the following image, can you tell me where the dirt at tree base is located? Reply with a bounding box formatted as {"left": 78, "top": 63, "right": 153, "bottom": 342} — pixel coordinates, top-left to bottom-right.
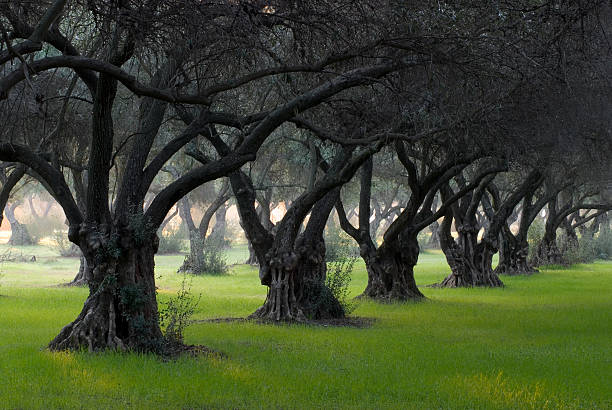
{"left": 161, "top": 343, "right": 226, "bottom": 361}
{"left": 195, "top": 316, "right": 375, "bottom": 328}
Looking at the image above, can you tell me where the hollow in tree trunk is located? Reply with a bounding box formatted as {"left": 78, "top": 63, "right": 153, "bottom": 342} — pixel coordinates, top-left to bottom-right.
{"left": 49, "top": 226, "right": 163, "bottom": 352}
{"left": 361, "top": 232, "right": 425, "bottom": 300}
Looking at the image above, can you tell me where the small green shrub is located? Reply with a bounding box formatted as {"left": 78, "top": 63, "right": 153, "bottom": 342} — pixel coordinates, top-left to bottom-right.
{"left": 325, "top": 254, "right": 358, "bottom": 315}
{"left": 51, "top": 230, "right": 81, "bottom": 257}
{"left": 159, "top": 274, "right": 201, "bottom": 347}
{"left": 157, "top": 230, "right": 185, "bottom": 254}
{"left": 200, "top": 236, "right": 228, "bottom": 275}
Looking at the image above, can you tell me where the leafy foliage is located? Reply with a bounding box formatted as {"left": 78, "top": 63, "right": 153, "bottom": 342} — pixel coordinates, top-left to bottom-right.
{"left": 157, "top": 230, "right": 185, "bottom": 255}
{"left": 51, "top": 230, "right": 81, "bottom": 257}
{"left": 159, "top": 274, "right": 201, "bottom": 347}
{"left": 325, "top": 254, "right": 358, "bottom": 315}
{"left": 563, "top": 228, "right": 612, "bottom": 264}
{"left": 199, "top": 237, "right": 229, "bottom": 275}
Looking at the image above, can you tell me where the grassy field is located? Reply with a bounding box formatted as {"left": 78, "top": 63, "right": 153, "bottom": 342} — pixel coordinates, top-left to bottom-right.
{"left": 0, "top": 244, "right": 610, "bottom": 409}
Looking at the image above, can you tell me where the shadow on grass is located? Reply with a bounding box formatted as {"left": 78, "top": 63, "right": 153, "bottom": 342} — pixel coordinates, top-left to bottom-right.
{"left": 194, "top": 316, "right": 376, "bottom": 328}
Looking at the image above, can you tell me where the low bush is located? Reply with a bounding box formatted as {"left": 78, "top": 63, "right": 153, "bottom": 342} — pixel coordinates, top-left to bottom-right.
{"left": 157, "top": 230, "right": 185, "bottom": 255}
{"left": 159, "top": 274, "right": 201, "bottom": 348}
{"left": 325, "top": 254, "right": 358, "bottom": 315}
{"left": 199, "top": 236, "right": 228, "bottom": 275}
{"left": 51, "top": 230, "right": 81, "bottom": 257}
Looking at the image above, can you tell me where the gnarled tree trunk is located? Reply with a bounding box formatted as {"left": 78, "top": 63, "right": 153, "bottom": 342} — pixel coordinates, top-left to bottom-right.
{"left": 6, "top": 202, "right": 34, "bottom": 245}
{"left": 250, "top": 249, "right": 306, "bottom": 321}
{"left": 534, "top": 226, "right": 564, "bottom": 265}
{"left": 496, "top": 240, "right": 535, "bottom": 275}
{"left": 251, "top": 188, "right": 346, "bottom": 320}
{"left": 428, "top": 221, "right": 441, "bottom": 248}
{"left": 66, "top": 255, "right": 91, "bottom": 286}
{"left": 439, "top": 222, "right": 503, "bottom": 288}
{"left": 49, "top": 226, "right": 162, "bottom": 352}
{"left": 178, "top": 229, "right": 206, "bottom": 274}
{"left": 495, "top": 227, "right": 537, "bottom": 275}
{"left": 361, "top": 232, "right": 425, "bottom": 300}
{"left": 209, "top": 204, "right": 228, "bottom": 247}
{"left": 245, "top": 241, "right": 258, "bottom": 265}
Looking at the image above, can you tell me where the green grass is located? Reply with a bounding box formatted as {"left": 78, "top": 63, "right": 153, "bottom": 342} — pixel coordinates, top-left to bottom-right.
{"left": 0, "top": 245, "right": 611, "bottom": 409}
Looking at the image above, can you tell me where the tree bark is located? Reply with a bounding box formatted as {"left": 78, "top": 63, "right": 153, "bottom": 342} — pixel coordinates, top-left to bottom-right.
{"left": 245, "top": 240, "right": 259, "bottom": 265}
{"left": 438, "top": 216, "right": 503, "bottom": 287}
{"left": 495, "top": 225, "right": 536, "bottom": 275}
{"left": 6, "top": 202, "right": 34, "bottom": 245}
{"left": 561, "top": 218, "right": 579, "bottom": 253}
{"left": 178, "top": 228, "right": 206, "bottom": 274}
{"left": 66, "top": 254, "right": 91, "bottom": 286}
{"left": 535, "top": 229, "right": 564, "bottom": 265}
{"left": 361, "top": 231, "right": 425, "bottom": 300}
{"left": 251, "top": 188, "right": 345, "bottom": 320}
{"left": 533, "top": 199, "right": 565, "bottom": 265}
{"left": 49, "top": 226, "right": 162, "bottom": 352}
{"left": 428, "top": 221, "right": 441, "bottom": 248}
{"left": 250, "top": 249, "right": 306, "bottom": 321}
{"left": 209, "top": 204, "right": 228, "bottom": 247}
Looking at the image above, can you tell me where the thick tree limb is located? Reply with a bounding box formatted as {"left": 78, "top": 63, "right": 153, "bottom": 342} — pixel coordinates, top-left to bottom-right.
{"left": 0, "top": 144, "right": 82, "bottom": 226}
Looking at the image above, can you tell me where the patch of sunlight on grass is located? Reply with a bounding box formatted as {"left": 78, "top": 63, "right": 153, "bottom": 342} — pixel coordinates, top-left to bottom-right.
{"left": 448, "top": 370, "right": 581, "bottom": 409}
